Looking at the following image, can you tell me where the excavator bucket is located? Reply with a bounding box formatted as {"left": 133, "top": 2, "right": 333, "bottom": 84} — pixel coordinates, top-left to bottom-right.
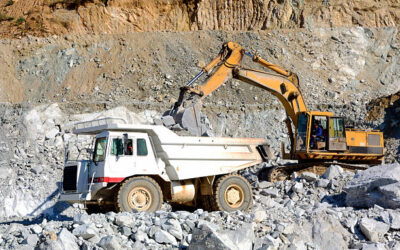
{"left": 165, "top": 101, "right": 204, "bottom": 136}
{"left": 177, "top": 102, "right": 202, "bottom": 136}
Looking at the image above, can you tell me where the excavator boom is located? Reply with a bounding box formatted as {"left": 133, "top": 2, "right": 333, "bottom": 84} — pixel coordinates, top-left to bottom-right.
{"left": 168, "top": 42, "right": 306, "bottom": 136}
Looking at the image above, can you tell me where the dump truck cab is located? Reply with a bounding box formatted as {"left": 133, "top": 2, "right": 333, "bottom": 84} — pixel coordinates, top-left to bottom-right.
{"left": 290, "top": 111, "right": 384, "bottom": 163}
{"left": 61, "top": 130, "right": 168, "bottom": 205}
{"left": 91, "top": 131, "right": 166, "bottom": 183}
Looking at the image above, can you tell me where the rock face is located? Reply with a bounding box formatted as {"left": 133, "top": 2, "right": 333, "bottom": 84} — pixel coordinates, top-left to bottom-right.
{"left": 1, "top": 0, "right": 399, "bottom": 38}
{"left": 345, "top": 163, "right": 400, "bottom": 209}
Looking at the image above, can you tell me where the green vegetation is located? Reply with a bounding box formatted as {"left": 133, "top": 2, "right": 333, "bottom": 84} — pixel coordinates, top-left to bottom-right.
{"left": 15, "top": 17, "right": 25, "bottom": 25}
{"left": 0, "top": 14, "right": 13, "bottom": 22}
{"left": 6, "top": 0, "right": 14, "bottom": 7}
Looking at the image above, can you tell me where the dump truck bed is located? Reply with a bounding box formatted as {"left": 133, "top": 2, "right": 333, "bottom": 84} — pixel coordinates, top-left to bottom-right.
{"left": 73, "top": 118, "right": 269, "bottom": 180}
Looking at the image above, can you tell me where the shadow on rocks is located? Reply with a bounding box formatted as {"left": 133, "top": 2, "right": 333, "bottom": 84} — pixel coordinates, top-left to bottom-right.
{"left": 321, "top": 192, "right": 347, "bottom": 207}
{"left": 0, "top": 182, "right": 73, "bottom": 226}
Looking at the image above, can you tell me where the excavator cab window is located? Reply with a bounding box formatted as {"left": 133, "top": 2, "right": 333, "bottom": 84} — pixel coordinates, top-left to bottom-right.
{"left": 295, "top": 113, "right": 308, "bottom": 151}
{"left": 328, "top": 117, "right": 347, "bottom": 151}
{"left": 310, "top": 116, "right": 328, "bottom": 150}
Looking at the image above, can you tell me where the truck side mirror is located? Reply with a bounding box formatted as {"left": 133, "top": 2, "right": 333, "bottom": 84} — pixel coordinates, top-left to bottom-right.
{"left": 86, "top": 148, "right": 93, "bottom": 155}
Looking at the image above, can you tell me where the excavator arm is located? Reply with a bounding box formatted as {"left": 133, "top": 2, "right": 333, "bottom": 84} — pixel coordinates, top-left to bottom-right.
{"left": 169, "top": 42, "right": 307, "bottom": 134}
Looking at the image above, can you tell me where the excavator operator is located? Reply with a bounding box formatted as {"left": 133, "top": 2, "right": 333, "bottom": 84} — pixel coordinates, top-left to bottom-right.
{"left": 311, "top": 121, "right": 324, "bottom": 149}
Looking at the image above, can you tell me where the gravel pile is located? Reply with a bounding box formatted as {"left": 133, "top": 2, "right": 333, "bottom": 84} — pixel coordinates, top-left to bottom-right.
{"left": 1, "top": 165, "right": 400, "bottom": 249}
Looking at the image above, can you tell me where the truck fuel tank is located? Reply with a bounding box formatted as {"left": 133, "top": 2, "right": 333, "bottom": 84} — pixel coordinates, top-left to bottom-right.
{"left": 170, "top": 180, "right": 195, "bottom": 203}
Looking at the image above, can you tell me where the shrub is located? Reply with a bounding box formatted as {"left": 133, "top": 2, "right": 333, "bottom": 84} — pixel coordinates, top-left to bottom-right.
{"left": 0, "top": 14, "right": 13, "bottom": 22}
{"left": 16, "top": 16, "right": 25, "bottom": 25}
{"left": 6, "top": 0, "right": 14, "bottom": 7}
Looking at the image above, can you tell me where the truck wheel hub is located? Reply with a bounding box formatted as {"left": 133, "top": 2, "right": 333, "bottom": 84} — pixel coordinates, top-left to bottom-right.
{"left": 128, "top": 187, "right": 152, "bottom": 211}
{"left": 225, "top": 184, "right": 244, "bottom": 208}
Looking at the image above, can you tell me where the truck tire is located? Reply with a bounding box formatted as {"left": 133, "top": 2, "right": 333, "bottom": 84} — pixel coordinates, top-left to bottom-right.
{"left": 213, "top": 174, "right": 253, "bottom": 212}
{"left": 116, "top": 176, "right": 163, "bottom": 213}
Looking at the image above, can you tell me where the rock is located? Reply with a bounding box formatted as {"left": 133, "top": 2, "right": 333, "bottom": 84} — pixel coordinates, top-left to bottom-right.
{"left": 22, "top": 234, "right": 39, "bottom": 246}
{"left": 253, "top": 210, "right": 267, "bottom": 223}
{"left": 57, "top": 228, "right": 79, "bottom": 250}
{"left": 161, "top": 115, "right": 175, "bottom": 127}
{"left": 359, "top": 218, "right": 390, "bottom": 242}
{"left": 322, "top": 165, "right": 343, "bottom": 180}
{"left": 133, "top": 230, "right": 149, "bottom": 242}
{"left": 345, "top": 163, "right": 400, "bottom": 208}
{"left": 114, "top": 213, "right": 134, "bottom": 227}
{"left": 120, "top": 226, "right": 131, "bottom": 236}
{"left": 311, "top": 215, "right": 350, "bottom": 250}
{"left": 132, "top": 241, "right": 146, "bottom": 249}
{"left": 31, "top": 224, "right": 43, "bottom": 234}
{"left": 73, "top": 213, "right": 91, "bottom": 225}
{"left": 154, "top": 229, "right": 177, "bottom": 245}
{"left": 360, "top": 243, "right": 387, "bottom": 250}
{"left": 285, "top": 213, "right": 350, "bottom": 250}
{"left": 72, "top": 223, "right": 98, "bottom": 240}
{"left": 30, "top": 165, "right": 43, "bottom": 175}
{"left": 45, "top": 128, "right": 59, "bottom": 140}
{"left": 163, "top": 219, "right": 183, "bottom": 240}
{"left": 388, "top": 210, "right": 400, "bottom": 230}
{"left": 189, "top": 222, "right": 254, "bottom": 250}
{"left": 292, "top": 182, "right": 304, "bottom": 193}
{"left": 317, "top": 179, "right": 330, "bottom": 188}
{"left": 98, "top": 236, "right": 122, "bottom": 250}
{"left": 259, "top": 196, "right": 278, "bottom": 208}
{"left": 0, "top": 167, "right": 11, "bottom": 179}
{"left": 261, "top": 188, "right": 279, "bottom": 197}
{"left": 301, "top": 172, "right": 318, "bottom": 181}
{"left": 153, "top": 118, "right": 163, "bottom": 125}
{"left": 258, "top": 181, "right": 274, "bottom": 189}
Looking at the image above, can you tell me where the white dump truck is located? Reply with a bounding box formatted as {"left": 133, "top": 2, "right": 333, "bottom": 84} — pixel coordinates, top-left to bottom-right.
{"left": 59, "top": 118, "right": 271, "bottom": 212}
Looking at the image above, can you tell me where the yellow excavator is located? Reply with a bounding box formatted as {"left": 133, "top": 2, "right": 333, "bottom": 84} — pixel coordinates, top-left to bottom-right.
{"left": 167, "top": 42, "right": 384, "bottom": 182}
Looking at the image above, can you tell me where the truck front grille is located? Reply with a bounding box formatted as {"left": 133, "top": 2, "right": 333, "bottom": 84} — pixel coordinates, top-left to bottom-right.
{"left": 63, "top": 165, "right": 77, "bottom": 192}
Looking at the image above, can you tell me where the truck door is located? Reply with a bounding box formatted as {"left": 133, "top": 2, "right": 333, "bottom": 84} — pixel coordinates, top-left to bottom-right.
{"left": 134, "top": 138, "right": 152, "bottom": 172}
{"left": 328, "top": 117, "right": 347, "bottom": 151}
{"left": 107, "top": 134, "right": 136, "bottom": 178}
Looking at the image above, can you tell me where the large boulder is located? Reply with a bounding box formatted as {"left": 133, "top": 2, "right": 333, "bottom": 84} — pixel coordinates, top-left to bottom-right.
{"left": 322, "top": 165, "right": 343, "bottom": 180}
{"left": 359, "top": 218, "right": 390, "bottom": 242}
{"left": 189, "top": 221, "right": 254, "bottom": 250}
{"left": 345, "top": 163, "right": 400, "bottom": 208}
{"left": 286, "top": 213, "right": 350, "bottom": 250}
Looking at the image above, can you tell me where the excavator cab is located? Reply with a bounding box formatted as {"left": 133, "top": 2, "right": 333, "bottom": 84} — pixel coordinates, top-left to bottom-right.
{"left": 294, "top": 111, "right": 347, "bottom": 153}
{"left": 292, "top": 111, "right": 384, "bottom": 162}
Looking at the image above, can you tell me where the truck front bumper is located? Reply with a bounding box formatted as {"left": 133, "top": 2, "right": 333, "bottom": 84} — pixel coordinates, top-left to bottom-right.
{"left": 59, "top": 182, "right": 107, "bottom": 203}
{"left": 59, "top": 192, "right": 91, "bottom": 203}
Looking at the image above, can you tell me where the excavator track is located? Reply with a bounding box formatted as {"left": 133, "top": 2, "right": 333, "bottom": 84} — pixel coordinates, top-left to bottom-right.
{"left": 266, "top": 162, "right": 369, "bottom": 182}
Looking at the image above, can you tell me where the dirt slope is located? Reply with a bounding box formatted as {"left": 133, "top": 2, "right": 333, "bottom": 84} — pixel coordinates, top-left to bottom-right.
{"left": 0, "top": 0, "right": 399, "bottom": 38}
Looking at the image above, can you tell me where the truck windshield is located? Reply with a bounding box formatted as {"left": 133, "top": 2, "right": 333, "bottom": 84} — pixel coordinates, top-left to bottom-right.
{"left": 94, "top": 137, "right": 107, "bottom": 162}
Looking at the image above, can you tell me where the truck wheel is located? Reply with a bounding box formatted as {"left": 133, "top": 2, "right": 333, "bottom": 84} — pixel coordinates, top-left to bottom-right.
{"left": 116, "top": 176, "right": 163, "bottom": 213}
{"left": 213, "top": 174, "right": 253, "bottom": 212}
